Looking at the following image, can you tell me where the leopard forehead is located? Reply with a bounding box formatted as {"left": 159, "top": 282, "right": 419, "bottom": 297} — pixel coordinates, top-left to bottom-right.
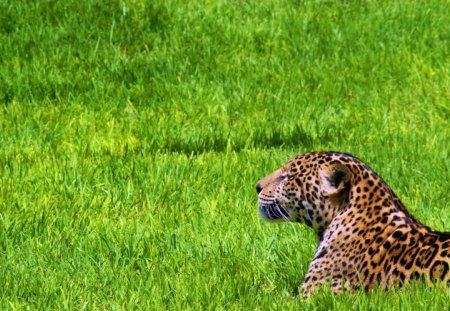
{"left": 285, "top": 151, "right": 363, "bottom": 172}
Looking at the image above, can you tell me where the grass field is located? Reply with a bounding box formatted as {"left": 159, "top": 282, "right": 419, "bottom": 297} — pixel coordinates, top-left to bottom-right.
{"left": 0, "top": 0, "right": 449, "bottom": 309}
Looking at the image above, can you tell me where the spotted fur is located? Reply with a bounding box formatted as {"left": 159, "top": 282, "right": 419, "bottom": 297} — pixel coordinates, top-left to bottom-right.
{"left": 256, "top": 151, "right": 449, "bottom": 295}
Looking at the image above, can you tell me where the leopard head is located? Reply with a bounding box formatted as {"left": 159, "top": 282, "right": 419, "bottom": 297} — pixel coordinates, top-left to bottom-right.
{"left": 256, "top": 152, "right": 352, "bottom": 232}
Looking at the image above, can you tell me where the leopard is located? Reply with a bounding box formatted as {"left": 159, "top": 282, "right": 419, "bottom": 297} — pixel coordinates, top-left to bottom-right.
{"left": 256, "top": 151, "right": 449, "bottom": 296}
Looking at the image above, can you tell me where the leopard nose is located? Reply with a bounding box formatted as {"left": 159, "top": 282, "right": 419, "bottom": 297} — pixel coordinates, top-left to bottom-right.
{"left": 256, "top": 183, "right": 263, "bottom": 194}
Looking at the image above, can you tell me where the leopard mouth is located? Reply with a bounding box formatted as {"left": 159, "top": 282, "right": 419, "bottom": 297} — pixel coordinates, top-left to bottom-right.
{"left": 258, "top": 202, "right": 291, "bottom": 222}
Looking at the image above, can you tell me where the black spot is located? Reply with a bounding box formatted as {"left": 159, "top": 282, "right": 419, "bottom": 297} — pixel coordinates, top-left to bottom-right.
{"left": 415, "top": 257, "right": 422, "bottom": 268}
{"left": 370, "top": 261, "right": 378, "bottom": 269}
{"left": 399, "top": 272, "right": 406, "bottom": 284}
{"left": 391, "top": 245, "right": 406, "bottom": 264}
{"left": 430, "top": 261, "right": 449, "bottom": 281}
{"left": 392, "top": 268, "right": 399, "bottom": 276}
{"left": 315, "top": 249, "right": 327, "bottom": 259}
{"left": 424, "top": 245, "right": 439, "bottom": 267}
{"left": 410, "top": 271, "right": 421, "bottom": 280}
{"left": 438, "top": 231, "right": 450, "bottom": 241}
{"left": 368, "top": 273, "right": 375, "bottom": 285}
{"left": 363, "top": 269, "right": 369, "bottom": 279}
{"left": 404, "top": 258, "right": 414, "bottom": 270}
{"left": 392, "top": 231, "right": 403, "bottom": 239}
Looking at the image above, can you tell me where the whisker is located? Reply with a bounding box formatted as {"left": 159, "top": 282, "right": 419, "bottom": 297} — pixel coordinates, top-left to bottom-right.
{"left": 275, "top": 203, "right": 290, "bottom": 221}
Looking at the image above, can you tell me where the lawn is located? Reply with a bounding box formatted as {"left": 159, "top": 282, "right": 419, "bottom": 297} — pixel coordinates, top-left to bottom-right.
{"left": 0, "top": 0, "right": 449, "bottom": 309}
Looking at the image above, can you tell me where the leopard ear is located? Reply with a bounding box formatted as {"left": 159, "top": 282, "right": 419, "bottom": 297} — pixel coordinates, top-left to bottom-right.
{"left": 319, "top": 163, "right": 351, "bottom": 196}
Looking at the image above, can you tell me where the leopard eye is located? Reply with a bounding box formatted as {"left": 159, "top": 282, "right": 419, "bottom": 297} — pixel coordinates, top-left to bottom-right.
{"left": 277, "top": 173, "right": 289, "bottom": 183}
{"left": 281, "top": 172, "right": 294, "bottom": 181}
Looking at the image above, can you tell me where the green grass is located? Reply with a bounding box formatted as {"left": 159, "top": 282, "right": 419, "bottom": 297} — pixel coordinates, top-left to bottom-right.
{"left": 0, "top": 0, "right": 449, "bottom": 309}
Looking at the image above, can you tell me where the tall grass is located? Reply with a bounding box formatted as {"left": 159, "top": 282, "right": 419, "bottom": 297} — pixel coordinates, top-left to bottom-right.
{"left": 0, "top": 0, "right": 448, "bottom": 309}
